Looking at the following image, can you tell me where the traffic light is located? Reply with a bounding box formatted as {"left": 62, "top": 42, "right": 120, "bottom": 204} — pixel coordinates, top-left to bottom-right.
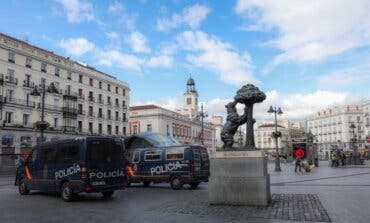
{"left": 293, "top": 143, "right": 306, "bottom": 159}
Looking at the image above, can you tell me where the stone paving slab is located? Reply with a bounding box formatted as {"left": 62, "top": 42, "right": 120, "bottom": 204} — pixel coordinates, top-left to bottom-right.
{"left": 149, "top": 193, "right": 331, "bottom": 222}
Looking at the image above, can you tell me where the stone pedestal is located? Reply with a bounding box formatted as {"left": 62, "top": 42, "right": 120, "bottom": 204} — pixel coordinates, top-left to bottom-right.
{"left": 208, "top": 150, "right": 271, "bottom": 206}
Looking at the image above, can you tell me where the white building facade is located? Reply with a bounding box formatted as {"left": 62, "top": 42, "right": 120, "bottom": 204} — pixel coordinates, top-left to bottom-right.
{"left": 0, "top": 33, "right": 130, "bottom": 156}
{"left": 129, "top": 105, "right": 216, "bottom": 152}
{"left": 362, "top": 100, "right": 370, "bottom": 149}
{"left": 254, "top": 124, "right": 290, "bottom": 152}
{"left": 306, "top": 105, "right": 365, "bottom": 160}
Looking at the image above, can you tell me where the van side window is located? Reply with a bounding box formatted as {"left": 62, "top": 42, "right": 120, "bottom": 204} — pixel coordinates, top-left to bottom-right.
{"left": 56, "top": 144, "right": 80, "bottom": 163}
{"left": 144, "top": 151, "right": 161, "bottom": 161}
{"left": 201, "top": 150, "right": 208, "bottom": 160}
{"left": 132, "top": 151, "right": 140, "bottom": 163}
{"left": 166, "top": 148, "right": 184, "bottom": 160}
{"left": 39, "top": 148, "right": 56, "bottom": 164}
{"left": 193, "top": 149, "right": 200, "bottom": 161}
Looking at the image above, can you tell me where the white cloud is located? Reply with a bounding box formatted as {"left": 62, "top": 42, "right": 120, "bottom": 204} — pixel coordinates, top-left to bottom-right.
{"left": 235, "top": 0, "right": 370, "bottom": 70}
{"left": 105, "top": 31, "right": 119, "bottom": 40}
{"left": 59, "top": 38, "right": 95, "bottom": 57}
{"left": 108, "top": 1, "right": 123, "bottom": 14}
{"left": 131, "top": 97, "right": 182, "bottom": 111}
{"left": 96, "top": 50, "right": 144, "bottom": 71}
{"left": 176, "top": 30, "right": 255, "bottom": 85}
{"left": 156, "top": 4, "right": 210, "bottom": 32}
{"left": 203, "top": 90, "right": 350, "bottom": 122}
{"left": 125, "top": 32, "right": 151, "bottom": 54}
{"left": 317, "top": 64, "right": 370, "bottom": 90}
{"left": 147, "top": 55, "right": 173, "bottom": 68}
{"left": 59, "top": 0, "right": 94, "bottom": 23}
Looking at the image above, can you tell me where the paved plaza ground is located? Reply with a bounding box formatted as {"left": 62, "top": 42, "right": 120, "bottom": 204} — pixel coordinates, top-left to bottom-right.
{"left": 1, "top": 161, "right": 370, "bottom": 223}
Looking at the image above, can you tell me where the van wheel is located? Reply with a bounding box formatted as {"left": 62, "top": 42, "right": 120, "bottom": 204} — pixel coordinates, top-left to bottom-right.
{"left": 18, "top": 179, "right": 30, "bottom": 195}
{"left": 102, "top": 191, "right": 114, "bottom": 198}
{"left": 61, "top": 182, "right": 74, "bottom": 202}
{"left": 170, "top": 177, "right": 183, "bottom": 190}
{"left": 189, "top": 182, "right": 200, "bottom": 189}
{"left": 143, "top": 181, "right": 150, "bottom": 187}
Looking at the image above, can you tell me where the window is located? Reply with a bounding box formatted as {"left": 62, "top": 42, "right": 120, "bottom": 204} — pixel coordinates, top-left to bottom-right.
{"left": 115, "top": 98, "right": 119, "bottom": 107}
{"left": 89, "top": 78, "right": 93, "bottom": 86}
{"left": 132, "top": 151, "right": 140, "bottom": 163}
{"left": 7, "top": 69, "right": 15, "bottom": 81}
{"left": 166, "top": 148, "right": 184, "bottom": 160}
{"left": 26, "top": 58, "right": 32, "bottom": 68}
{"left": 98, "top": 123, "right": 102, "bottom": 134}
{"left": 56, "top": 144, "right": 81, "bottom": 163}
{"left": 123, "top": 127, "right": 126, "bottom": 136}
{"left": 108, "top": 110, "right": 111, "bottom": 119}
{"left": 122, "top": 100, "right": 126, "bottom": 107}
{"left": 99, "top": 81, "right": 102, "bottom": 89}
{"left": 55, "top": 67, "right": 60, "bottom": 76}
{"left": 144, "top": 151, "right": 161, "bottom": 161}
{"left": 78, "top": 88, "right": 83, "bottom": 96}
{"left": 89, "top": 106, "right": 93, "bottom": 116}
{"left": 39, "top": 148, "right": 56, "bottom": 164}
{"left": 53, "top": 118, "right": 58, "bottom": 128}
{"left": 29, "top": 149, "right": 38, "bottom": 163}
{"left": 67, "top": 72, "right": 72, "bottom": 80}
{"left": 98, "top": 108, "right": 103, "bottom": 117}
{"left": 167, "top": 124, "right": 170, "bottom": 136}
{"left": 79, "top": 74, "right": 83, "bottom": 83}
{"left": 187, "top": 98, "right": 192, "bottom": 105}
{"left": 23, "top": 114, "right": 30, "bottom": 125}
{"left": 122, "top": 113, "right": 126, "bottom": 122}
{"left": 108, "top": 84, "right": 111, "bottom": 91}
{"left": 89, "top": 91, "right": 94, "bottom": 101}
{"left": 78, "top": 104, "right": 83, "bottom": 114}
{"left": 89, "top": 122, "right": 93, "bottom": 133}
{"left": 41, "top": 63, "right": 47, "bottom": 72}
{"left": 8, "top": 52, "right": 15, "bottom": 63}
{"left": 122, "top": 89, "right": 126, "bottom": 96}
{"left": 133, "top": 125, "right": 138, "bottom": 135}
{"left": 107, "top": 125, "right": 112, "bottom": 134}
{"left": 115, "top": 126, "right": 119, "bottom": 134}
{"left": 115, "top": 87, "right": 119, "bottom": 94}
{"left": 357, "top": 116, "right": 361, "bottom": 122}
{"left": 147, "top": 124, "right": 152, "bottom": 132}
{"left": 87, "top": 140, "right": 123, "bottom": 164}
{"left": 5, "top": 112, "right": 13, "bottom": 123}
{"left": 99, "top": 94, "right": 102, "bottom": 103}
{"left": 107, "top": 96, "right": 111, "bottom": 104}
{"left": 115, "top": 111, "right": 119, "bottom": 120}
{"left": 78, "top": 121, "right": 82, "bottom": 132}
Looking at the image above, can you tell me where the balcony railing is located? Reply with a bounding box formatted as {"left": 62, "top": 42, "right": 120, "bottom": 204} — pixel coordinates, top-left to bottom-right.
{"left": 4, "top": 76, "right": 18, "bottom": 85}
{"left": 98, "top": 99, "right": 104, "bottom": 104}
{"left": 3, "top": 97, "right": 35, "bottom": 108}
{"left": 122, "top": 105, "right": 127, "bottom": 109}
{"left": 122, "top": 118, "right": 127, "bottom": 122}
{"left": 62, "top": 107, "right": 78, "bottom": 114}
{"left": 88, "top": 96, "right": 95, "bottom": 102}
{"left": 37, "top": 103, "right": 61, "bottom": 112}
{"left": 77, "top": 110, "right": 85, "bottom": 115}
{"left": 23, "top": 80, "right": 35, "bottom": 88}
{"left": 77, "top": 94, "right": 85, "bottom": 100}
{"left": 2, "top": 121, "right": 34, "bottom": 129}
{"left": 63, "top": 126, "right": 76, "bottom": 132}
{"left": 115, "top": 117, "right": 120, "bottom": 121}
{"left": 88, "top": 112, "right": 96, "bottom": 117}
{"left": 107, "top": 101, "right": 112, "bottom": 106}
{"left": 97, "top": 114, "right": 105, "bottom": 119}
{"left": 107, "top": 116, "right": 113, "bottom": 120}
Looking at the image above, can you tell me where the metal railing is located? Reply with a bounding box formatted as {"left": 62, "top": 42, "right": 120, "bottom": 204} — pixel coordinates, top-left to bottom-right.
{"left": 62, "top": 107, "right": 78, "bottom": 114}
{"left": 23, "top": 80, "right": 35, "bottom": 88}
{"left": 37, "top": 103, "right": 61, "bottom": 111}
{"left": 63, "top": 126, "right": 76, "bottom": 132}
{"left": 2, "top": 121, "right": 34, "bottom": 129}
{"left": 3, "top": 97, "right": 35, "bottom": 108}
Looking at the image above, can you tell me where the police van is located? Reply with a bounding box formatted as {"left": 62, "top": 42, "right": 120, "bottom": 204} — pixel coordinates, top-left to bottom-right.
{"left": 125, "top": 132, "right": 209, "bottom": 190}
{"left": 15, "top": 136, "right": 126, "bottom": 201}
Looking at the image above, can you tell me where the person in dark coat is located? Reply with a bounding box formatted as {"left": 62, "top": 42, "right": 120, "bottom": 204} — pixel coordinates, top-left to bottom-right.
{"left": 295, "top": 157, "right": 302, "bottom": 172}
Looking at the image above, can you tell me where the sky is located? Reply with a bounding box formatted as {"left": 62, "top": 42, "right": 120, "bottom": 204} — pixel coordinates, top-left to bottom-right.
{"left": 1, "top": 0, "right": 370, "bottom": 122}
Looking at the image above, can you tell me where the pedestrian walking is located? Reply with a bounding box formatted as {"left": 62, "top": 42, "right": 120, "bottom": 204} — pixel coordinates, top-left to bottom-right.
{"left": 295, "top": 157, "right": 302, "bottom": 172}
{"left": 341, "top": 151, "right": 346, "bottom": 166}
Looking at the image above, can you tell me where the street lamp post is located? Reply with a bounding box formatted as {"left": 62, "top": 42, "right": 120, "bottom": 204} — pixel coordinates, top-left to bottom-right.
{"left": 268, "top": 106, "right": 283, "bottom": 172}
{"left": 31, "top": 81, "right": 58, "bottom": 144}
{"left": 349, "top": 122, "right": 357, "bottom": 164}
{"left": 197, "top": 104, "right": 208, "bottom": 145}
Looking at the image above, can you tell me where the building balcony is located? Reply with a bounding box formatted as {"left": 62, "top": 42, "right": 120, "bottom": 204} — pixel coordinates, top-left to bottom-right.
{"left": 88, "top": 112, "right": 96, "bottom": 118}
{"left": 115, "top": 116, "right": 120, "bottom": 121}
{"left": 23, "top": 80, "right": 35, "bottom": 88}
{"left": 107, "top": 101, "right": 112, "bottom": 106}
{"left": 3, "top": 97, "right": 35, "bottom": 108}
{"left": 77, "top": 110, "right": 85, "bottom": 116}
{"left": 122, "top": 105, "right": 127, "bottom": 110}
{"left": 2, "top": 121, "right": 34, "bottom": 129}
{"left": 3, "top": 76, "right": 18, "bottom": 85}
{"left": 63, "top": 90, "right": 78, "bottom": 99}
{"left": 63, "top": 126, "right": 76, "bottom": 132}
{"left": 37, "top": 103, "right": 61, "bottom": 112}
{"left": 122, "top": 118, "right": 127, "bottom": 122}
{"left": 62, "top": 107, "right": 78, "bottom": 114}
{"left": 77, "top": 94, "right": 85, "bottom": 100}
{"left": 88, "top": 96, "right": 95, "bottom": 102}
{"left": 107, "top": 116, "right": 113, "bottom": 120}
{"left": 98, "top": 99, "right": 104, "bottom": 104}
{"left": 97, "top": 114, "right": 105, "bottom": 119}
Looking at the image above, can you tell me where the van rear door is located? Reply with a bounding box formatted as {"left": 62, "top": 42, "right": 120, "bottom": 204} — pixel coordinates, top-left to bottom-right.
{"left": 86, "top": 138, "right": 125, "bottom": 187}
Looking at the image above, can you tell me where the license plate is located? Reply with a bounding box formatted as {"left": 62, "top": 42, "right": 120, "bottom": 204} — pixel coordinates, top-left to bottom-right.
{"left": 92, "top": 181, "right": 105, "bottom": 186}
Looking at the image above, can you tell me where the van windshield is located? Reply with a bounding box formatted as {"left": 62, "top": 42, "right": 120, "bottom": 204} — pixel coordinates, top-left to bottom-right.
{"left": 143, "top": 133, "right": 181, "bottom": 147}
{"left": 87, "top": 139, "right": 123, "bottom": 164}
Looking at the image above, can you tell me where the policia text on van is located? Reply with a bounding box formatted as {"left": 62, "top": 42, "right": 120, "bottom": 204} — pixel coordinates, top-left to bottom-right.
{"left": 15, "top": 137, "right": 126, "bottom": 201}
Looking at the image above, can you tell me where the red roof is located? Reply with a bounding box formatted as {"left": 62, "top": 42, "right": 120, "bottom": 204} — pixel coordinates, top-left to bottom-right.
{"left": 258, "top": 124, "right": 285, "bottom": 128}
{"left": 130, "top": 105, "right": 160, "bottom": 111}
